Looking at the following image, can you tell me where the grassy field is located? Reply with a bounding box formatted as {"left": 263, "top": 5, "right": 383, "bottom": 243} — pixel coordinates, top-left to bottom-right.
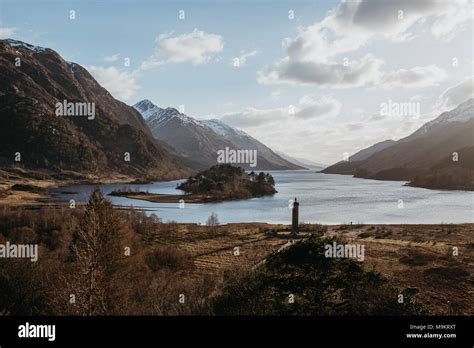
{"left": 145, "top": 222, "right": 293, "bottom": 276}
{"left": 146, "top": 222, "right": 474, "bottom": 315}
{"left": 0, "top": 200, "right": 472, "bottom": 315}
{"left": 329, "top": 224, "right": 474, "bottom": 315}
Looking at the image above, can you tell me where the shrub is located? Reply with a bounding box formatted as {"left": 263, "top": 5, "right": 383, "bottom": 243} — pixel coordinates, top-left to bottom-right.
{"left": 298, "top": 223, "right": 328, "bottom": 234}
{"left": 399, "top": 251, "right": 437, "bottom": 266}
{"left": 374, "top": 228, "right": 392, "bottom": 239}
{"left": 358, "top": 232, "right": 372, "bottom": 239}
{"left": 0, "top": 258, "right": 50, "bottom": 315}
{"left": 145, "top": 247, "right": 194, "bottom": 272}
{"left": 213, "top": 236, "right": 425, "bottom": 315}
{"left": 423, "top": 266, "right": 470, "bottom": 282}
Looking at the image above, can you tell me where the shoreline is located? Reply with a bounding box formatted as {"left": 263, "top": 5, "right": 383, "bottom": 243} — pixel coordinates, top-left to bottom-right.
{"left": 2, "top": 169, "right": 472, "bottom": 207}
{"left": 107, "top": 190, "right": 275, "bottom": 204}
{"left": 109, "top": 192, "right": 214, "bottom": 203}
{"left": 0, "top": 174, "right": 158, "bottom": 205}
{"left": 318, "top": 171, "right": 474, "bottom": 192}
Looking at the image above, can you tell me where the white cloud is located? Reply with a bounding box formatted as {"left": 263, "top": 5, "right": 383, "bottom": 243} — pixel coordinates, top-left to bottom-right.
{"left": 220, "top": 106, "right": 287, "bottom": 128}
{"left": 296, "top": 95, "right": 341, "bottom": 119}
{"left": 346, "top": 123, "right": 365, "bottom": 131}
{"left": 104, "top": 53, "right": 119, "bottom": 63}
{"left": 0, "top": 27, "right": 16, "bottom": 38}
{"left": 258, "top": 54, "right": 384, "bottom": 88}
{"left": 270, "top": 90, "right": 281, "bottom": 101}
{"left": 220, "top": 95, "right": 341, "bottom": 128}
{"left": 141, "top": 29, "right": 224, "bottom": 69}
{"left": 366, "top": 114, "right": 387, "bottom": 123}
{"left": 430, "top": 2, "right": 473, "bottom": 40}
{"left": 218, "top": 94, "right": 431, "bottom": 164}
{"left": 259, "top": 54, "right": 446, "bottom": 89}
{"left": 258, "top": 0, "right": 470, "bottom": 87}
{"left": 380, "top": 65, "right": 447, "bottom": 88}
{"left": 230, "top": 50, "right": 257, "bottom": 67}
{"left": 88, "top": 66, "right": 140, "bottom": 101}
{"left": 439, "top": 77, "right": 474, "bottom": 108}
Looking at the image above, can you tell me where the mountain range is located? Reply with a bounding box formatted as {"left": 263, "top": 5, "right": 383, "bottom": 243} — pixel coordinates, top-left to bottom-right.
{"left": 322, "top": 99, "right": 474, "bottom": 190}
{"left": 2, "top": 38, "right": 471, "bottom": 191}
{"left": 0, "top": 39, "right": 189, "bottom": 181}
{"left": 0, "top": 38, "right": 299, "bottom": 185}
{"left": 133, "top": 99, "right": 302, "bottom": 170}
{"left": 275, "top": 151, "right": 326, "bottom": 170}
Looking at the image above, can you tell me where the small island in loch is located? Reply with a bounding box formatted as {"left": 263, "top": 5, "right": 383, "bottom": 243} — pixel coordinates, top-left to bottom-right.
{"left": 109, "top": 164, "right": 277, "bottom": 203}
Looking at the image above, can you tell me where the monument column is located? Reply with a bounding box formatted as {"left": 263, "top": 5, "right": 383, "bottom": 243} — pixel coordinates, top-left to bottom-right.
{"left": 292, "top": 197, "right": 299, "bottom": 234}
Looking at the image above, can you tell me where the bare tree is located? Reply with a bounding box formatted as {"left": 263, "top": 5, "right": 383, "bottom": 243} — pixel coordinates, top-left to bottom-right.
{"left": 206, "top": 212, "right": 219, "bottom": 227}
{"left": 206, "top": 212, "right": 220, "bottom": 235}
{"left": 67, "top": 189, "right": 124, "bottom": 315}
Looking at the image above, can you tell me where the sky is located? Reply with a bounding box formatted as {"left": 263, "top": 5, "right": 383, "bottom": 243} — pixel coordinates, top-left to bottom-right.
{"left": 1, "top": 0, "right": 473, "bottom": 165}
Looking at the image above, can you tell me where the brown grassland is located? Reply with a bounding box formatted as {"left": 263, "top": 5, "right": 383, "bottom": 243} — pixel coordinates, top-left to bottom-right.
{"left": 0, "top": 197, "right": 472, "bottom": 315}
{"left": 152, "top": 222, "right": 474, "bottom": 314}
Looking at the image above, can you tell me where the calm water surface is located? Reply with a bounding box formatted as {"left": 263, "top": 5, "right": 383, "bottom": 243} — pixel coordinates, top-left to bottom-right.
{"left": 48, "top": 170, "right": 474, "bottom": 225}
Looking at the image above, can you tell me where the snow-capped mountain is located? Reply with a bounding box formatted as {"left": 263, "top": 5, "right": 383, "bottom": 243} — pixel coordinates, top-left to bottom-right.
{"left": 201, "top": 118, "right": 305, "bottom": 169}
{"left": 0, "top": 39, "right": 189, "bottom": 181}
{"left": 412, "top": 98, "right": 474, "bottom": 137}
{"left": 431, "top": 98, "right": 474, "bottom": 124}
{"left": 133, "top": 99, "right": 157, "bottom": 119}
{"left": 6, "top": 39, "right": 47, "bottom": 53}
{"left": 201, "top": 119, "right": 251, "bottom": 139}
{"left": 133, "top": 99, "right": 302, "bottom": 170}
{"left": 322, "top": 99, "right": 474, "bottom": 189}
{"left": 134, "top": 99, "right": 201, "bottom": 127}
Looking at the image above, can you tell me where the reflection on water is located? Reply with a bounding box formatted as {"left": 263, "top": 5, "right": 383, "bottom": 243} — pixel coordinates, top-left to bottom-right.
{"left": 48, "top": 170, "right": 474, "bottom": 225}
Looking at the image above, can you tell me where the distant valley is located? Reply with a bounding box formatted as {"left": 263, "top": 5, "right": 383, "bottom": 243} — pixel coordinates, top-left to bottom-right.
{"left": 1, "top": 38, "right": 472, "bottom": 192}
{"left": 275, "top": 151, "right": 326, "bottom": 170}
{"left": 133, "top": 99, "right": 303, "bottom": 171}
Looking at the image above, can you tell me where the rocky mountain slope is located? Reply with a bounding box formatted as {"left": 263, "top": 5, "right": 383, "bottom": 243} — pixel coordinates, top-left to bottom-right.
{"left": 322, "top": 99, "right": 474, "bottom": 190}
{"left": 133, "top": 99, "right": 302, "bottom": 170}
{"left": 0, "top": 39, "right": 189, "bottom": 181}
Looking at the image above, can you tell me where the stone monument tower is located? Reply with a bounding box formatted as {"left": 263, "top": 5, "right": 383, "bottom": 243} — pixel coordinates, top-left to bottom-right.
{"left": 292, "top": 197, "right": 299, "bottom": 234}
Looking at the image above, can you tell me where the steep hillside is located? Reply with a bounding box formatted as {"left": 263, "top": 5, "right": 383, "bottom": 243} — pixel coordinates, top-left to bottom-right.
{"left": 322, "top": 99, "right": 474, "bottom": 190}
{"left": 0, "top": 39, "right": 189, "bottom": 181}
{"left": 349, "top": 140, "right": 396, "bottom": 162}
{"left": 134, "top": 99, "right": 302, "bottom": 170}
{"left": 201, "top": 119, "right": 303, "bottom": 170}
{"left": 409, "top": 146, "right": 474, "bottom": 190}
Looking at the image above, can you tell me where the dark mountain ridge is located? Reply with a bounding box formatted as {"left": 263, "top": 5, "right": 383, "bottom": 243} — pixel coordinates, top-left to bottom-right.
{"left": 0, "top": 39, "right": 189, "bottom": 181}
{"left": 322, "top": 99, "right": 474, "bottom": 190}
